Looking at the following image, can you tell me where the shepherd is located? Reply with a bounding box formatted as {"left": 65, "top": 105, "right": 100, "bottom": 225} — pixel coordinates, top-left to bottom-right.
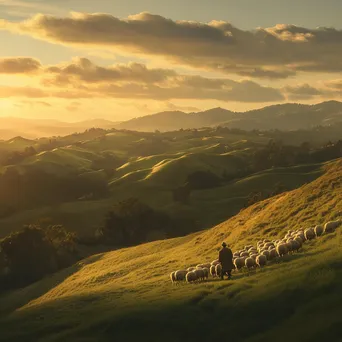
{"left": 219, "top": 242, "right": 234, "bottom": 280}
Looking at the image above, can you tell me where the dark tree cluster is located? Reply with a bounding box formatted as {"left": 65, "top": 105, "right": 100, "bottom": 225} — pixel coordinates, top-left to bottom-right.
{"left": 0, "top": 225, "right": 77, "bottom": 292}
{"left": 97, "top": 198, "right": 196, "bottom": 247}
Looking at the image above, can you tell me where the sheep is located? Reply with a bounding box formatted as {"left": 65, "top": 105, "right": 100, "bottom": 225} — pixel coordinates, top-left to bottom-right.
{"left": 290, "top": 240, "right": 301, "bottom": 253}
{"left": 211, "top": 259, "right": 220, "bottom": 266}
{"left": 261, "top": 250, "right": 270, "bottom": 260}
{"left": 256, "top": 255, "right": 267, "bottom": 268}
{"left": 202, "top": 267, "right": 209, "bottom": 279}
{"left": 324, "top": 220, "right": 341, "bottom": 234}
{"left": 314, "top": 225, "right": 324, "bottom": 237}
{"left": 276, "top": 244, "right": 288, "bottom": 257}
{"left": 234, "top": 257, "right": 245, "bottom": 271}
{"left": 202, "top": 263, "right": 211, "bottom": 269}
{"left": 250, "top": 253, "right": 258, "bottom": 260}
{"left": 195, "top": 268, "right": 205, "bottom": 281}
{"left": 245, "top": 257, "right": 256, "bottom": 270}
{"left": 294, "top": 235, "right": 304, "bottom": 244}
{"left": 215, "top": 263, "right": 222, "bottom": 277}
{"left": 187, "top": 267, "right": 196, "bottom": 272}
{"left": 269, "top": 248, "right": 278, "bottom": 260}
{"left": 210, "top": 265, "right": 217, "bottom": 277}
{"left": 170, "top": 271, "right": 176, "bottom": 284}
{"left": 174, "top": 270, "right": 188, "bottom": 281}
{"left": 186, "top": 271, "right": 198, "bottom": 283}
{"left": 304, "top": 228, "right": 315, "bottom": 241}
{"left": 241, "top": 251, "right": 249, "bottom": 258}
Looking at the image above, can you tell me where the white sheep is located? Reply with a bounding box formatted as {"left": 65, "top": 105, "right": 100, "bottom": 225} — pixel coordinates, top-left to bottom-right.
{"left": 194, "top": 268, "right": 205, "bottom": 281}
{"left": 170, "top": 271, "right": 176, "bottom": 283}
{"left": 174, "top": 270, "right": 188, "bottom": 281}
{"left": 324, "top": 220, "right": 341, "bottom": 234}
{"left": 210, "top": 265, "right": 217, "bottom": 277}
{"left": 211, "top": 259, "right": 220, "bottom": 266}
{"left": 304, "top": 228, "right": 315, "bottom": 240}
{"left": 186, "top": 271, "right": 198, "bottom": 283}
{"left": 256, "top": 255, "right": 267, "bottom": 268}
{"left": 261, "top": 250, "right": 270, "bottom": 260}
{"left": 234, "top": 257, "right": 245, "bottom": 271}
{"left": 245, "top": 257, "right": 256, "bottom": 270}
{"left": 215, "top": 263, "right": 222, "bottom": 277}
{"left": 202, "top": 267, "right": 209, "bottom": 279}
{"left": 187, "top": 267, "right": 196, "bottom": 272}
{"left": 276, "top": 244, "right": 288, "bottom": 257}
{"left": 290, "top": 240, "right": 301, "bottom": 252}
{"left": 314, "top": 225, "right": 324, "bottom": 237}
{"left": 269, "top": 248, "right": 278, "bottom": 260}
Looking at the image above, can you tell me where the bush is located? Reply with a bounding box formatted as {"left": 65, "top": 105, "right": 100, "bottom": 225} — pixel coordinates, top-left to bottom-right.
{"left": 98, "top": 198, "right": 196, "bottom": 246}
{"left": 186, "top": 171, "right": 221, "bottom": 190}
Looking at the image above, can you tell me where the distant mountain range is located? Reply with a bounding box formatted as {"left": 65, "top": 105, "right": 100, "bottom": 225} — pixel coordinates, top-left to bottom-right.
{"left": 1, "top": 101, "right": 342, "bottom": 139}
{"left": 116, "top": 101, "right": 342, "bottom": 132}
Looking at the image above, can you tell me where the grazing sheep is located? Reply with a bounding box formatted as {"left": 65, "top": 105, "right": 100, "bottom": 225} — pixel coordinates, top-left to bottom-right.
{"left": 256, "top": 255, "right": 267, "bottom": 268}
{"left": 286, "top": 242, "right": 293, "bottom": 253}
{"left": 245, "top": 257, "right": 256, "bottom": 270}
{"left": 304, "top": 228, "right": 315, "bottom": 240}
{"left": 250, "top": 253, "right": 258, "bottom": 260}
{"left": 195, "top": 268, "right": 205, "bottom": 281}
{"left": 175, "top": 270, "right": 188, "bottom": 281}
{"left": 234, "top": 257, "right": 245, "bottom": 271}
{"left": 294, "top": 236, "right": 304, "bottom": 244}
{"left": 202, "top": 263, "right": 211, "bottom": 269}
{"left": 276, "top": 244, "right": 288, "bottom": 257}
{"left": 324, "top": 220, "right": 341, "bottom": 234}
{"left": 215, "top": 263, "right": 222, "bottom": 277}
{"left": 261, "top": 250, "right": 270, "bottom": 260}
{"left": 186, "top": 271, "right": 198, "bottom": 283}
{"left": 202, "top": 267, "right": 209, "bottom": 279}
{"left": 211, "top": 259, "right": 220, "bottom": 266}
{"left": 233, "top": 252, "right": 240, "bottom": 258}
{"left": 170, "top": 271, "right": 176, "bottom": 283}
{"left": 241, "top": 252, "right": 249, "bottom": 258}
{"left": 314, "top": 225, "right": 324, "bottom": 237}
{"left": 187, "top": 267, "right": 196, "bottom": 272}
{"left": 269, "top": 248, "right": 278, "bottom": 260}
{"left": 210, "top": 265, "right": 217, "bottom": 277}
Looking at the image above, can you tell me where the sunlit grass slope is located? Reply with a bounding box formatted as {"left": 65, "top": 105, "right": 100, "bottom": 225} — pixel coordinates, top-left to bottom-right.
{"left": 0, "top": 159, "right": 340, "bottom": 342}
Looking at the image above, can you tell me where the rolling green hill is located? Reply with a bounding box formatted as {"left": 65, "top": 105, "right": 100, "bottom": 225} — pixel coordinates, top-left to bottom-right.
{"left": 0, "top": 159, "right": 340, "bottom": 342}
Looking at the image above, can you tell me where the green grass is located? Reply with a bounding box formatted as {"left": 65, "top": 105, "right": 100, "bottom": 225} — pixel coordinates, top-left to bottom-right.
{"left": 0, "top": 160, "right": 340, "bottom": 342}
{"left": 0, "top": 161, "right": 326, "bottom": 239}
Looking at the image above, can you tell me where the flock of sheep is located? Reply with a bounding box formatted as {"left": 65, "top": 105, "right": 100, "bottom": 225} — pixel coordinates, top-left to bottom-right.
{"left": 170, "top": 219, "right": 341, "bottom": 284}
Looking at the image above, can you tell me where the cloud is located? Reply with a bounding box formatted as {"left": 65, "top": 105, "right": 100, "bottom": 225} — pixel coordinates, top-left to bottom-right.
{"left": 325, "top": 80, "right": 342, "bottom": 90}
{"left": 2, "top": 12, "right": 342, "bottom": 78}
{"left": 0, "top": 57, "right": 285, "bottom": 102}
{"left": 43, "top": 57, "right": 176, "bottom": 85}
{"left": 0, "top": 57, "right": 281, "bottom": 102}
{"left": 0, "top": 85, "right": 46, "bottom": 97}
{"left": 0, "top": 57, "right": 41, "bottom": 73}
{"left": 164, "top": 102, "right": 200, "bottom": 112}
{"left": 283, "top": 82, "right": 342, "bottom": 100}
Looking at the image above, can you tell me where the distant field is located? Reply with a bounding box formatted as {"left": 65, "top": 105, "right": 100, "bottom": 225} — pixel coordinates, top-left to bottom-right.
{"left": 0, "top": 161, "right": 324, "bottom": 238}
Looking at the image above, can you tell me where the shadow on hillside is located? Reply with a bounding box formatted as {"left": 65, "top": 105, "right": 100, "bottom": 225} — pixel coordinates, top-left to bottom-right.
{"left": 0, "top": 253, "right": 105, "bottom": 317}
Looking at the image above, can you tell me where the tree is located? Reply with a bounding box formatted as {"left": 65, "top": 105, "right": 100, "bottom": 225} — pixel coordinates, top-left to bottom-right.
{"left": 0, "top": 226, "right": 58, "bottom": 286}
{"left": 99, "top": 198, "right": 173, "bottom": 246}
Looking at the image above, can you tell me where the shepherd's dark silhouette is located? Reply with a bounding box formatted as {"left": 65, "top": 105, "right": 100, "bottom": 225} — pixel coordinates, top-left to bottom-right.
{"left": 218, "top": 242, "right": 234, "bottom": 280}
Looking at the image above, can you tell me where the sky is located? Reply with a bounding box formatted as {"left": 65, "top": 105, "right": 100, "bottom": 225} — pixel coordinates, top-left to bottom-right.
{"left": 1, "top": 0, "right": 342, "bottom": 122}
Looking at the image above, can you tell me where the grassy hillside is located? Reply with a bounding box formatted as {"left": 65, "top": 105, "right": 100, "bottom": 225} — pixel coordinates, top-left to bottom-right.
{"left": 0, "top": 159, "right": 340, "bottom": 342}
